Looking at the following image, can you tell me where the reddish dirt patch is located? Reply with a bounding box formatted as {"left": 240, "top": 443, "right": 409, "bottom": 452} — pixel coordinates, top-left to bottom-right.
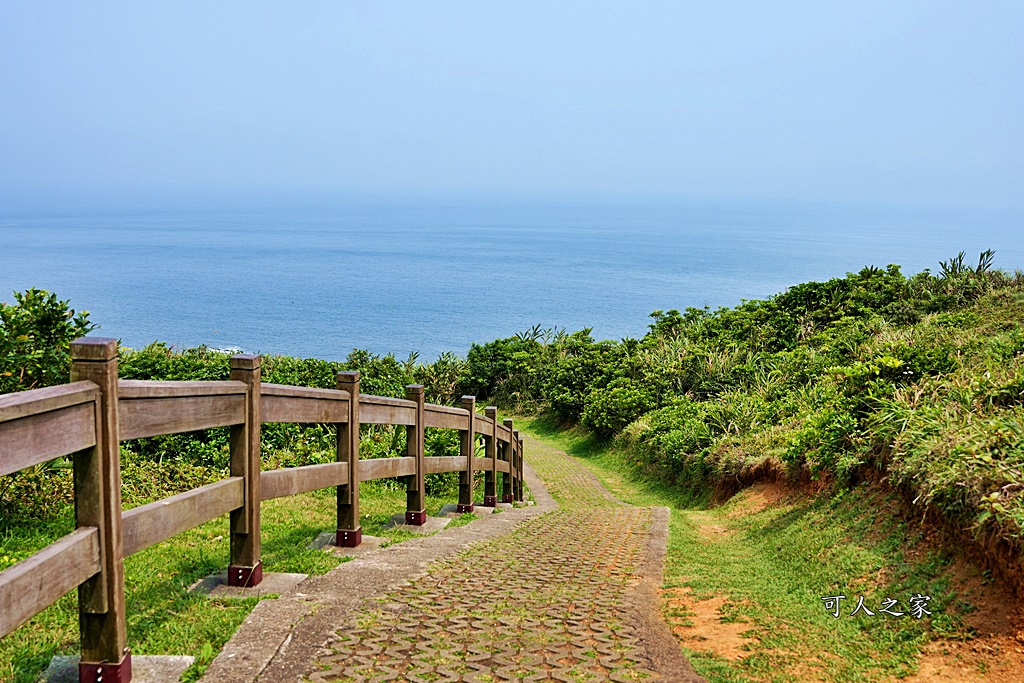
{"left": 902, "top": 555, "right": 1024, "bottom": 683}
{"left": 663, "top": 587, "right": 758, "bottom": 661}
{"left": 693, "top": 518, "right": 733, "bottom": 542}
{"left": 724, "top": 481, "right": 794, "bottom": 518}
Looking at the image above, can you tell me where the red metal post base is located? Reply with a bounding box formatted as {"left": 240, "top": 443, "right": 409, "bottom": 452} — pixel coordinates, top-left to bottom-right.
{"left": 456, "top": 503, "right": 475, "bottom": 513}
{"left": 502, "top": 494, "right": 513, "bottom": 504}
{"left": 336, "top": 527, "right": 362, "bottom": 548}
{"left": 227, "top": 561, "right": 263, "bottom": 587}
{"left": 483, "top": 495, "right": 497, "bottom": 507}
{"left": 405, "top": 510, "right": 427, "bottom": 525}
{"left": 80, "top": 652, "right": 131, "bottom": 683}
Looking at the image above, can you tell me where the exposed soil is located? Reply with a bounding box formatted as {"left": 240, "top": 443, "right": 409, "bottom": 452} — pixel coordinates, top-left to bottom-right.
{"left": 663, "top": 587, "right": 758, "bottom": 661}
{"left": 903, "top": 555, "right": 1024, "bottom": 683}
{"left": 691, "top": 512, "right": 733, "bottom": 542}
{"left": 723, "top": 481, "right": 793, "bottom": 518}
{"left": 667, "top": 479, "right": 1024, "bottom": 682}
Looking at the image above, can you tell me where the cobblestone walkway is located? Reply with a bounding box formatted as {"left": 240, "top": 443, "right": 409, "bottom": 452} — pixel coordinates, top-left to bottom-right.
{"left": 308, "top": 436, "right": 670, "bottom": 683}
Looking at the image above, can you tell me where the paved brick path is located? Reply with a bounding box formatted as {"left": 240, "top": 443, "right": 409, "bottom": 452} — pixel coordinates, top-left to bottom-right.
{"left": 307, "top": 436, "right": 689, "bottom": 683}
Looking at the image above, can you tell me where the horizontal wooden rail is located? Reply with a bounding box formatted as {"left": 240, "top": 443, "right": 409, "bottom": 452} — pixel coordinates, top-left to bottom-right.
{"left": 119, "top": 380, "right": 247, "bottom": 440}
{"left": 122, "top": 478, "right": 244, "bottom": 556}
{"left": 360, "top": 395, "right": 417, "bottom": 425}
{"left": 0, "top": 381, "right": 98, "bottom": 422}
{"left": 474, "top": 415, "right": 495, "bottom": 438}
{"left": 424, "top": 455, "right": 468, "bottom": 474}
{"left": 0, "top": 528, "right": 101, "bottom": 639}
{"left": 117, "top": 380, "right": 247, "bottom": 399}
{"left": 424, "top": 404, "right": 470, "bottom": 430}
{"left": 359, "top": 456, "right": 417, "bottom": 481}
{"left": 0, "top": 382, "right": 99, "bottom": 477}
{"left": 261, "top": 462, "right": 348, "bottom": 500}
{"left": 260, "top": 384, "right": 350, "bottom": 424}
{"left": 0, "top": 338, "right": 525, "bottom": 679}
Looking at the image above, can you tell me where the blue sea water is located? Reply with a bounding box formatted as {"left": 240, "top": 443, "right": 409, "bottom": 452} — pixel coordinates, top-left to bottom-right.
{"left": 1, "top": 200, "right": 1021, "bottom": 360}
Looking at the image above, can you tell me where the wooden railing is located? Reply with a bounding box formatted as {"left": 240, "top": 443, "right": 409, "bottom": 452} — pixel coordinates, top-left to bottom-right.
{"left": 0, "top": 337, "right": 524, "bottom": 681}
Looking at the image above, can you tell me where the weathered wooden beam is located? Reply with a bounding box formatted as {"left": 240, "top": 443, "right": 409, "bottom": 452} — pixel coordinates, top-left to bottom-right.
{"left": 228, "top": 355, "right": 262, "bottom": 588}
{"left": 483, "top": 406, "right": 498, "bottom": 506}
{"left": 425, "top": 456, "right": 468, "bottom": 475}
{"left": 122, "top": 478, "right": 244, "bottom": 556}
{"left": 119, "top": 394, "right": 245, "bottom": 440}
{"left": 261, "top": 463, "right": 347, "bottom": 501}
{"left": 359, "top": 397, "right": 417, "bottom": 425}
{"left": 502, "top": 418, "right": 514, "bottom": 503}
{"left": 71, "top": 337, "right": 130, "bottom": 676}
{"left": 517, "top": 434, "right": 524, "bottom": 501}
{"left": 117, "top": 380, "right": 246, "bottom": 398}
{"left": 336, "top": 371, "right": 362, "bottom": 548}
{"left": 423, "top": 405, "right": 470, "bottom": 430}
{"left": 0, "top": 381, "right": 98, "bottom": 422}
{"left": 260, "top": 384, "right": 350, "bottom": 424}
{"left": 0, "top": 528, "right": 101, "bottom": 639}
{"left": 474, "top": 413, "right": 495, "bottom": 438}
{"left": 494, "top": 423, "right": 511, "bottom": 443}
{"left": 358, "top": 456, "right": 417, "bottom": 482}
{"left": 405, "top": 385, "right": 426, "bottom": 525}
{"left": 0, "top": 401, "right": 96, "bottom": 477}
{"left": 457, "top": 396, "right": 476, "bottom": 513}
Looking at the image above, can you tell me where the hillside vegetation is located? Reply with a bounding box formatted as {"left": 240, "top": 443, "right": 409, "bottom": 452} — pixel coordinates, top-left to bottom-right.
{"left": 459, "top": 251, "right": 1024, "bottom": 591}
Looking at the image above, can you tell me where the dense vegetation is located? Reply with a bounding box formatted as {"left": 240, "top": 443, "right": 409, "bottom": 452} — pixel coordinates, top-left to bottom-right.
{"left": 461, "top": 251, "right": 1024, "bottom": 581}
{"left": 4, "top": 250, "right": 1024, "bottom": 580}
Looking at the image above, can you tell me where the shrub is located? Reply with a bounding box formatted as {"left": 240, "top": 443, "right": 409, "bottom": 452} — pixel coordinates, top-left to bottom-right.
{"left": 581, "top": 379, "right": 653, "bottom": 437}
{"left": 0, "top": 288, "right": 94, "bottom": 393}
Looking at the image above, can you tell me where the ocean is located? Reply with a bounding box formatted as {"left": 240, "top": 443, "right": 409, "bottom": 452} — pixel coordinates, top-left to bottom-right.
{"left": 2, "top": 200, "right": 1021, "bottom": 361}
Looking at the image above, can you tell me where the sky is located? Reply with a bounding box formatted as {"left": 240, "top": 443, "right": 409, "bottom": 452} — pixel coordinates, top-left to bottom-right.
{"left": 1, "top": 2, "right": 1022, "bottom": 210}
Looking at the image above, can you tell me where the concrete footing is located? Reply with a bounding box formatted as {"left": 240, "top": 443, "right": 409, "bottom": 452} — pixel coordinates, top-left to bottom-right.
{"left": 308, "top": 532, "right": 386, "bottom": 556}
{"left": 384, "top": 513, "right": 451, "bottom": 534}
{"left": 41, "top": 656, "right": 193, "bottom": 683}
{"left": 188, "top": 571, "right": 307, "bottom": 599}
{"left": 439, "top": 503, "right": 486, "bottom": 518}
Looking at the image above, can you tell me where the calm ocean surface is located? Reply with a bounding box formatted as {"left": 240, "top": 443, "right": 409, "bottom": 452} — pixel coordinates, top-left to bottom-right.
{"left": 2, "top": 200, "right": 1021, "bottom": 360}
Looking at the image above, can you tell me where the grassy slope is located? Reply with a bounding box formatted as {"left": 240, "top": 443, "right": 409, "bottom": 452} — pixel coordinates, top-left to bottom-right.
{"left": 519, "top": 416, "right": 1018, "bottom": 683}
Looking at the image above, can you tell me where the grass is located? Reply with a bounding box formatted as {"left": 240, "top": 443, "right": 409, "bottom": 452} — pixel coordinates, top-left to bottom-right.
{"left": 517, "top": 415, "right": 980, "bottom": 683}
{"left": 0, "top": 476, "right": 486, "bottom": 683}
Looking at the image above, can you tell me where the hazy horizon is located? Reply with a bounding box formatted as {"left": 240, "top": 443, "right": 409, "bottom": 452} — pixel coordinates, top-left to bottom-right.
{"left": 2, "top": 2, "right": 1022, "bottom": 212}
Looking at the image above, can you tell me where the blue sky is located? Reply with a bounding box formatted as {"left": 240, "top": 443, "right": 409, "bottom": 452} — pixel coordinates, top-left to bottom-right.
{"left": 1, "top": 2, "right": 1021, "bottom": 209}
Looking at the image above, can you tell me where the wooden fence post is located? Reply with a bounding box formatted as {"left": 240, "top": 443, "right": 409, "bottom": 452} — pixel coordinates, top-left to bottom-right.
{"left": 405, "top": 385, "right": 426, "bottom": 525}
{"left": 516, "top": 432, "right": 524, "bottom": 501}
{"left": 336, "top": 372, "right": 361, "bottom": 546}
{"left": 484, "top": 406, "right": 498, "bottom": 507}
{"left": 71, "top": 338, "right": 131, "bottom": 683}
{"left": 502, "top": 418, "right": 514, "bottom": 503}
{"left": 228, "top": 354, "right": 262, "bottom": 587}
{"left": 458, "top": 396, "right": 476, "bottom": 513}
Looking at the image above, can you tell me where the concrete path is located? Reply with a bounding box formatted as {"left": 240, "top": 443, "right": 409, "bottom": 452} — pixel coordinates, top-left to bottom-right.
{"left": 202, "top": 434, "right": 703, "bottom": 683}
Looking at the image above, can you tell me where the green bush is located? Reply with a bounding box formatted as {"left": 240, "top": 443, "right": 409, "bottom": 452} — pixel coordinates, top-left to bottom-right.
{"left": 0, "top": 288, "right": 94, "bottom": 394}
{"left": 581, "top": 379, "right": 653, "bottom": 437}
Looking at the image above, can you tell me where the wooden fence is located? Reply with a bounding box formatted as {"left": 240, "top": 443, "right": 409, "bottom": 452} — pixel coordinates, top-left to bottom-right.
{"left": 0, "top": 337, "right": 524, "bottom": 682}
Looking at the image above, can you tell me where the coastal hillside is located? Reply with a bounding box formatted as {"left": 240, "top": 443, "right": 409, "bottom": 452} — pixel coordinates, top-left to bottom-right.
{"left": 461, "top": 251, "right": 1024, "bottom": 594}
